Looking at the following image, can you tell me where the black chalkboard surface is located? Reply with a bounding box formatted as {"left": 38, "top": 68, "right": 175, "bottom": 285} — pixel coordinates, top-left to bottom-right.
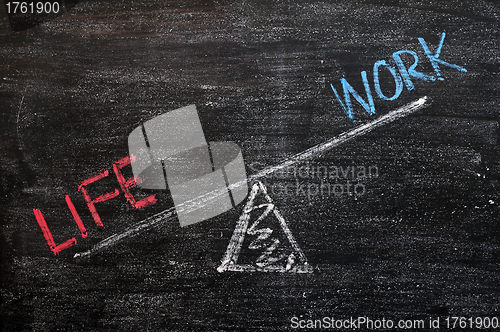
{"left": 1, "top": 0, "right": 499, "bottom": 330}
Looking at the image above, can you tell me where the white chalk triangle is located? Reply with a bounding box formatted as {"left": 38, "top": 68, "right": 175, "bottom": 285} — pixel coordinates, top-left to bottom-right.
{"left": 218, "top": 181, "right": 313, "bottom": 273}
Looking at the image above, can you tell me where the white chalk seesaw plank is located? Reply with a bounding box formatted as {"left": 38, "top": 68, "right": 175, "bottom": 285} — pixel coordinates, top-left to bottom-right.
{"left": 74, "top": 97, "right": 429, "bottom": 261}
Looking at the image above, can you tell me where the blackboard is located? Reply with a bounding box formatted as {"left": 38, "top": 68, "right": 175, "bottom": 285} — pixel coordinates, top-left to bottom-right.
{"left": 1, "top": 0, "right": 499, "bottom": 330}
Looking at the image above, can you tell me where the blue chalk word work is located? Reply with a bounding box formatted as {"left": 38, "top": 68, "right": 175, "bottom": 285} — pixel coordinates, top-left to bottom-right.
{"left": 330, "top": 32, "right": 467, "bottom": 122}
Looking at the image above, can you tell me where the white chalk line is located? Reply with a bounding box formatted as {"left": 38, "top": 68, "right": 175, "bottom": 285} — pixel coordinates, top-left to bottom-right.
{"left": 16, "top": 85, "right": 28, "bottom": 140}
{"left": 73, "top": 97, "right": 428, "bottom": 260}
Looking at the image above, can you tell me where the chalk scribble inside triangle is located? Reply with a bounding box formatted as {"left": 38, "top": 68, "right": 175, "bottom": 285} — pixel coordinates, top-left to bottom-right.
{"left": 218, "top": 181, "right": 313, "bottom": 273}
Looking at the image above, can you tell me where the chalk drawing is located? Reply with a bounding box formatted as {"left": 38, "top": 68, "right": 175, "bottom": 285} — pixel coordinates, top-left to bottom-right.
{"left": 217, "top": 181, "right": 312, "bottom": 273}
{"left": 74, "top": 97, "right": 428, "bottom": 261}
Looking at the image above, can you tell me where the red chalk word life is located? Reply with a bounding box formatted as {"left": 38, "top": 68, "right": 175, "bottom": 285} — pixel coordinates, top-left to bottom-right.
{"left": 33, "top": 155, "right": 158, "bottom": 255}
